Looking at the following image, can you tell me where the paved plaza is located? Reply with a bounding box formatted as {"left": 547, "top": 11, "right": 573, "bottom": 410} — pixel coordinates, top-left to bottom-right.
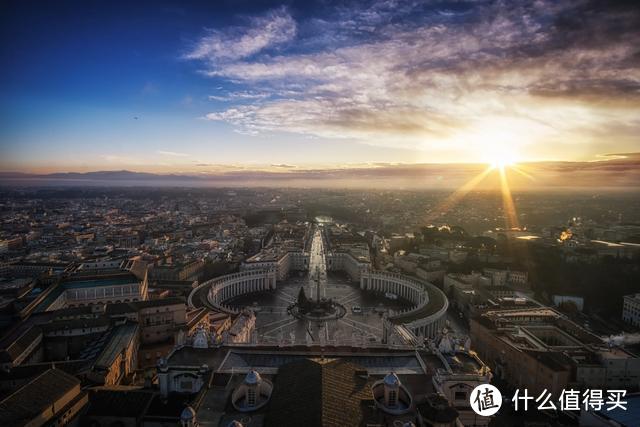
{"left": 228, "top": 229, "right": 412, "bottom": 345}
{"left": 228, "top": 273, "right": 412, "bottom": 345}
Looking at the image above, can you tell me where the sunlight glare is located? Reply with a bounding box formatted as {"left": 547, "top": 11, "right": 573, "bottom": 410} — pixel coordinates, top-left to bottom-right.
{"left": 489, "top": 153, "right": 517, "bottom": 170}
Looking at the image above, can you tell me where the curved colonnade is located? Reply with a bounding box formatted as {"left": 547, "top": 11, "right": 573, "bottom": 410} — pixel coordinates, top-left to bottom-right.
{"left": 361, "top": 271, "right": 448, "bottom": 338}
{"left": 189, "top": 267, "right": 448, "bottom": 338}
{"left": 189, "top": 269, "right": 277, "bottom": 314}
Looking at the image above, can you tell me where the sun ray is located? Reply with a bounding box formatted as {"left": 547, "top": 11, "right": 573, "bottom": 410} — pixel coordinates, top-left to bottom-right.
{"left": 425, "top": 166, "right": 493, "bottom": 224}
{"left": 498, "top": 166, "right": 520, "bottom": 229}
{"left": 510, "top": 165, "right": 535, "bottom": 181}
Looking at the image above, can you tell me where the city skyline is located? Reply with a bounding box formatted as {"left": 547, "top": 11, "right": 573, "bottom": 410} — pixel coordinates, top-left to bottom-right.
{"left": 2, "top": 0, "right": 639, "bottom": 185}
{"left": 2, "top": 2, "right": 640, "bottom": 425}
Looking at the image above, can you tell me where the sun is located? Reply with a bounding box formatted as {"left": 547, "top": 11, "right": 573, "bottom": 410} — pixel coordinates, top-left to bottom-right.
{"left": 489, "top": 155, "right": 516, "bottom": 170}
{"left": 486, "top": 151, "right": 518, "bottom": 171}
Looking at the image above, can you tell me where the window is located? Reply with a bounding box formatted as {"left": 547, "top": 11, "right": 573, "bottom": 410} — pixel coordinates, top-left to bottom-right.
{"left": 455, "top": 391, "right": 466, "bottom": 401}
{"left": 247, "top": 388, "right": 256, "bottom": 406}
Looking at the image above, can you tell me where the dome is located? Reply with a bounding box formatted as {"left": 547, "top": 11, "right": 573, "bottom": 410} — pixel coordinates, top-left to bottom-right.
{"left": 244, "top": 369, "right": 262, "bottom": 385}
{"left": 372, "top": 372, "right": 412, "bottom": 415}
{"left": 231, "top": 369, "right": 273, "bottom": 412}
{"left": 383, "top": 372, "right": 400, "bottom": 387}
{"left": 180, "top": 406, "right": 196, "bottom": 421}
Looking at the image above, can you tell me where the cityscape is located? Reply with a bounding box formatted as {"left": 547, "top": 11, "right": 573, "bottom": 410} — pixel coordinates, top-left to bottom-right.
{"left": 1, "top": 1, "right": 639, "bottom": 427}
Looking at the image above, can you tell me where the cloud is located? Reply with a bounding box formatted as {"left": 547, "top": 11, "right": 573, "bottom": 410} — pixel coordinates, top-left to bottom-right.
{"left": 157, "top": 150, "right": 189, "bottom": 157}
{"left": 185, "top": 6, "right": 296, "bottom": 62}
{"left": 208, "top": 91, "right": 270, "bottom": 102}
{"left": 187, "top": 0, "right": 640, "bottom": 161}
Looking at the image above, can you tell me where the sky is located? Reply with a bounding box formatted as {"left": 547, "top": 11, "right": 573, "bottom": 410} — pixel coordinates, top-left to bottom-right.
{"left": 0, "top": 0, "right": 639, "bottom": 184}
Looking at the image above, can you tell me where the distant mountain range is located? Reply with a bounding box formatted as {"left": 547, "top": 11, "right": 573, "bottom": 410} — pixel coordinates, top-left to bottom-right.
{"left": 0, "top": 170, "right": 203, "bottom": 181}
{"left": 1, "top": 158, "right": 639, "bottom": 190}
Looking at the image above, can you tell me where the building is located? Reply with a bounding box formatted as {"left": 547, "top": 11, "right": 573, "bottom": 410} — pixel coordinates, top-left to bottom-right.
{"left": 0, "top": 237, "right": 24, "bottom": 253}
{"left": 471, "top": 315, "right": 572, "bottom": 397}
{"left": 5, "top": 261, "right": 74, "bottom": 279}
{"left": 90, "top": 321, "right": 139, "bottom": 386}
{"left": 0, "top": 368, "right": 88, "bottom": 426}
{"left": 326, "top": 246, "right": 370, "bottom": 281}
{"left": 483, "top": 268, "right": 528, "bottom": 287}
{"left": 223, "top": 310, "right": 256, "bottom": 344}
{"left": 429, "top": 333, "right": 493, "bottom": 426}
{"left": 471, "top": 308, "right": 640, "bottom": 396}
{"left": 150, "top": 260, "right": 204, "bottom": 282}
{"left": 133, "top": 298, "right": 187, "bottom": 345}
{"left": 34, "top": 271, "right": 148, "bottom": 312}
{"left": 156, "top": 340, "right": 491, "bottom": 427}
{"left": 76, "top": 260, "right": 125, "bottom": 272}
{"left": 623, "top": 293, "right": 640, "bottom": 327}
{"left": 104, "top": 297, "right": 188, "bottom": 368}
{"left": 0, "top": 325, "right": 44, "bottom": 370}
{"left": 415, "top": 260, "right": 445, "bottom": 283}
{"left": 242, "top": 249, "right": 309, "bottom": 281}
{"left": 443, "top": 273, "right": 479, "bottom": 317}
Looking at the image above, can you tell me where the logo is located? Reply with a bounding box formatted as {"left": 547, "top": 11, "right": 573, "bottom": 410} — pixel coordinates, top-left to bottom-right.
{"left": 470, "top": 384, "right": 502, "bottom": 416}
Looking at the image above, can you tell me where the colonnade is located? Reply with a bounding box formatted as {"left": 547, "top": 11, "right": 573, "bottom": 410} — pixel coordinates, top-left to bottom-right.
{"left": 361, "top": 270, "right": 448, "bottom": 338}
{"left": 204, "top": 269, "right": 276, "bottom": 314}
{"left": 189, "top": 264, "right": 448, "bottom": 339}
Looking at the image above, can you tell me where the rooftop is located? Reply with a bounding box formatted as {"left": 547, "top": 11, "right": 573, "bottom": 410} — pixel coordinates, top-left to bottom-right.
{"left": 167, "top": 346, "right": 426, "bottom": 375}
{"left": 218, "top": 349, "right": 425, "bottom": 375}
{"left": 95, "top": 322, "right": 139, "bottom": 368}
{"left": 265, "top": 358, "right": 375, "bottom": 427}
{"left": 63, "top": 274, "right": 138, "bottom": 289}
{"left": 0, "top": 368, "right": 80, "bottom": 424}
{"left": 85, "top": 388, "right": 155, "bottom": 419}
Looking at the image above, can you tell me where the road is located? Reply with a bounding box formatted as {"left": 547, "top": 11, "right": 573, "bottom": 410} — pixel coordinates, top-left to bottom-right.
{"left": 307, "top": 228, "right": 328, "bottom": 299}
